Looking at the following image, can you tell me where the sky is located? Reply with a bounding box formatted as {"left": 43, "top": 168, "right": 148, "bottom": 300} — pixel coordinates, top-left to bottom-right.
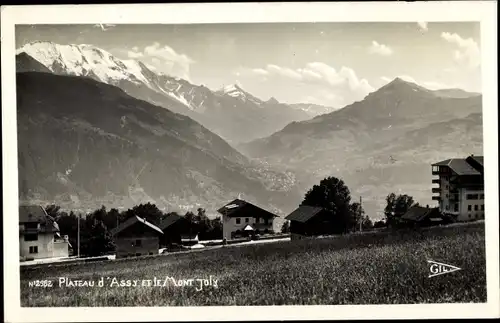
{"left": 16, "top": 22, "right": 481, "bottom": 109}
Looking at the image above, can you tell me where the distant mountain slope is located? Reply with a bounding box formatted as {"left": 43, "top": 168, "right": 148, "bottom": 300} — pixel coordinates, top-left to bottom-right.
{"left": 240, "top": 78, "right": 483, "bottom": 219}
{"left": 17, "top": 72, "right": 300, "bottom": 221}
{"left": 16, "top": 41, "right": 311, "bottom": 143}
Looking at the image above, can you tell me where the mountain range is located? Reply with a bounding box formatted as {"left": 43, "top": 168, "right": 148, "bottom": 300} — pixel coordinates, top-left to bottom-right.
{"left": 240, "top": 78, "right": 483, "bottom": 218}
{"left": 17, "top": 71, "right": 300, "bottom": 230}
{"left": 15, "top": 41, "right": 483, "bottom": 222}
{"left": 16, "top": 41, "right": 316, "bottom": 144}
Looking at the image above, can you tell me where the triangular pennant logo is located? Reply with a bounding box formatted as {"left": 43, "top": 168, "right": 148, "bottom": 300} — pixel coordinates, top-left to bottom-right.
{"left": 428, "top": 260, "right": 462, "bottom": 278}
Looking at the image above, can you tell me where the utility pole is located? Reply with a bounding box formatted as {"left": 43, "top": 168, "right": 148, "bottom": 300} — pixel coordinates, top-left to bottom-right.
{"left": 77, "top": 214, "right": 80, "bottom": 258}
{"left": 359, "top": 196, "right": 363, "bottom": 232}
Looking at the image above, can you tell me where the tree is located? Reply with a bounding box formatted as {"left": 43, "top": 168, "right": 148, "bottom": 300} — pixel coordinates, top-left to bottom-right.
{"left": 302, "top": 176, "right": 353, "bottom": 234}
{"left": 361, "top": 215, "right": 373, "bottom": 230}
{"left": 122, "top": 203, "right": 164, "bottom": 225}
{"left": 373, "top": 220, "right": 386, "bottom": 229}
{"left": 384, "top": 193, "right": 417, "bottom": 227}
{"left": 281, "top": 221, "right": 290, "bottom": 233}
{"left": 45, "top": 204, "right": 61, "bottom": 219}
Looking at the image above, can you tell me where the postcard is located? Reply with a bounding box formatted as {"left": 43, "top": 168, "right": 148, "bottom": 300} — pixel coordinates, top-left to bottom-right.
{"left": 2, "top": 1, "right": 498, "bottom": 322}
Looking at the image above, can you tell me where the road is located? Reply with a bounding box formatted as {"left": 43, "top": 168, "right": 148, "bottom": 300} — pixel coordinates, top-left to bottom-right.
{"left": 20, "top": 236, "right": 291, "bottom": 267}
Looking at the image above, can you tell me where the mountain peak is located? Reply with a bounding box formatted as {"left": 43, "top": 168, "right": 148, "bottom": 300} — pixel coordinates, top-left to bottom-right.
{"left": 267, "top": 97, "right": 279, "bottom": 104}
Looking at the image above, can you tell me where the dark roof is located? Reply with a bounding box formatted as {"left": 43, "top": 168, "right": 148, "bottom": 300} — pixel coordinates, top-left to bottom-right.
{"left": 111, "top": 215, "right": 163, "bottom": 236}
{"left": 285, "top": 205, "right": 326, "bottom": 223}
{"left": 217, "top": 199, "right": 278, "bottom": 218}
{"left": 469, "top": 155, "right": 484, "bottom": 167}
{"left": 159, "top": 214, "right": 184, "bottom": 230}
{"left": 432, "top": 158, "right": 481, "bottom": 175}
{"left": 19, "top": 205, "right": 60, "bottom": 232}
{"left": 401, "top": 206, "right": 440, "bottom": 222}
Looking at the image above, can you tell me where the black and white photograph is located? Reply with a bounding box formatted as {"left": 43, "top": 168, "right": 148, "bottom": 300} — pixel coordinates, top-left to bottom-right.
{"left": 2, "top": 2, "right": 499, "bottom": 321}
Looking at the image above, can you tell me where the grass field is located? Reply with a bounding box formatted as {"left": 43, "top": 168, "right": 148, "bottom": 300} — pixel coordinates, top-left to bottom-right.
{"left": 20, "top": 222, "right": 486, "bottom": 306}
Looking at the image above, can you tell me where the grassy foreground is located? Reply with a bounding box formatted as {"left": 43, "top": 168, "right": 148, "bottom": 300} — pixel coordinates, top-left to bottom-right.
{"left": 20, "top": 222, "right": 486, "bottom": 306}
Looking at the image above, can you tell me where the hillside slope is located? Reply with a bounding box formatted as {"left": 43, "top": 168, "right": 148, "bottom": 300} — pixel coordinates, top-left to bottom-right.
{"left": 17, "top": 72, "right": 300, "bottom": 221}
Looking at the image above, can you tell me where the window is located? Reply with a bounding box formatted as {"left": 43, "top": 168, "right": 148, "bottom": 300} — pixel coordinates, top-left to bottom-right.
{"left": 260, "top": 218, "right": 265, "bottom": 224}
{"left": 480, "top": 194, "right": 485, "bottom": 199}
{"left": 468, "top": 205, "right": 472, "bottom": 211}
{"left": 446, "top": 194, "right": 449, "bottom": 198}
{"left": 481, "top": 204, "right": 485, "bottom": 211}
{"left": 29, "top": 246, "right": 38, "bottom": 254}
{"left": 245, "top": 218, "right": 249, "bottom": 223}
{"left": 236, "top": 218, "right": 241, "bottom": 224}
{"left": 264, "top": 218, "right": 269, "bottom": 225}
{"left": 466, "top": 194, "right": 479, "bottom": 200}
{"left": 445, "top": 205, "right": 449, "bottom": 210}
{"left": 474, "top": 205, "right": 478, "bottom": 211}
{"left": 135, "top": 239, "right": 142, "bottom": 247}
{"left": 454, "top": 204, "right": 459, "bottom": 212}
{"left": 446, "top": 185, "right": 449, "bottom": 189}
{"left": 468, "top": 214, "right": 472, "bottom": 219}
{"left": 24, "top": 233, "right": 38, "bottom": 241}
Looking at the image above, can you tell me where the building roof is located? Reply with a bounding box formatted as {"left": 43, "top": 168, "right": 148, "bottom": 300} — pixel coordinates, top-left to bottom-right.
{"left": 285, "top": 205, "right": 326, "bottom": 223}
{"left": 469, "top": 155, "right": 484, "bottom": 167}
{"left": 111, "top": 215, "right": 163, "bottom": 236}
{"left": 432, "top": 157, "right": 482, "bottom": 175}
{"left": 159, "top": 214, "right": 184, "bottom": 230}
{"left": 401, "top": 206, "right": 440, "bottom": 222}
{"left": 217, "top": 199, "right": 278, "bottom": 218}
{"left": 19, "top": 204, "right": 60, "bottom": 232}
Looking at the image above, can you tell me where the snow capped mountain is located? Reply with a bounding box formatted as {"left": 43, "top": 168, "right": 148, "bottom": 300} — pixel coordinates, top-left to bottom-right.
{"left": 217, "top": 83, "right": 263, "bottom": 105}
{"left": 17, "top": 41, "right": 152, "bottom": 86}
{"left": 16, "top": 41, "right": 311, "bottom": 143}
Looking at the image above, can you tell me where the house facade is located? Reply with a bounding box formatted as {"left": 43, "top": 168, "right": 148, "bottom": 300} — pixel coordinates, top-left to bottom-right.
{"left": 217, "top": 199, "right": 277, "bottom": 240}
{"left": 431, "top": 155, "right": 484, "bottom": 222}
{"left": 19, "top": 205, "right": 70, "bottom": 261}
{"left": 401, "top": 205, "right": 445, "bottom": 227}
{"left": 285, "top": 205, "right": 333, "bottom": 240}
{"left": 111, "top": 215, "right": 163, "bottom": 258}
{"left": 159, "top": 214, "right": 193, "bottom": 247}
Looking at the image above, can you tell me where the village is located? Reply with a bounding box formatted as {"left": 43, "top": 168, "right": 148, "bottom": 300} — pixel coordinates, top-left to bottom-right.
{"left": 19, "top": 154, "right": 484, "bottom": 265}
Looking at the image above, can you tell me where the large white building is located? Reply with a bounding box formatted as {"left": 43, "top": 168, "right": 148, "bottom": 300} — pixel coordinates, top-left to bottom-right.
{"left": 431, "top": 155, "right": 484, "bottom": 222}
{"left": 217, "top": 199, "right": 277, "bottom": 240}
{"left": 19, "top": 205, "right": 70, "bottom": 261}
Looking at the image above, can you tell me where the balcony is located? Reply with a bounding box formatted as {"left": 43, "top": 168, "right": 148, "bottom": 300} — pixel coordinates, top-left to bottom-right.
{"left": 432, "top": 179, "right": 440, "bottom": 184}
{"left": 431, "top": 188, "right": 441, "bottom": 193}
{"left": 432, "top": 196, "right": 441, "bottom": 201}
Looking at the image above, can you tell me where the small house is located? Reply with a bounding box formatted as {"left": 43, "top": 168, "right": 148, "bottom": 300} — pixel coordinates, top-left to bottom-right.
{"left": 218, "top": 198, "right": 278, "bottom": 240}
{"left": 159, "top": 214, "right": 192, "bottom": 247}
{"left": 401, "top": 205, "right": 444, "bottom": 227}
{"left": 111, "top": 215, "right": 163, "bottom": 258}
{"left": 285, "top": 205, "right": 333, "bottom": 240}
{"left": 19, "top": 205, "right": 70, "bottom": 261}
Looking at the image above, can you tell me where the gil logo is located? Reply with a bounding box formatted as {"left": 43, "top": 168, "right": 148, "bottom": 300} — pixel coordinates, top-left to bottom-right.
{"left": 427, "top": 260, "right": 461, "bottom": 278}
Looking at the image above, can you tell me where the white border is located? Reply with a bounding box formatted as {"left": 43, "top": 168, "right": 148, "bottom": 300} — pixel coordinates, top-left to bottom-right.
{"left": 2, "top": 2, "right": 498, "bottom": 322}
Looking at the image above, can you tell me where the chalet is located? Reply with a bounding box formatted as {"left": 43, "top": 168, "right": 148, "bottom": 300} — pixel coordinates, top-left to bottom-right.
{"left": 285, "top": 205, "right": 333, "bottom": 240}
{"left": 217, "top": 199, "right": 278, "bottom": 240}
{"left": 400, "top": 205, "right": 445, "bottom": 227}
{"left": 19, "top": 205, "right": 70, "bottom": 261}
{"left": 431, "top": 155, "right": 484, "bottom": 221}
{"left": 159, "top": 214, "right": 192, "bottom": 247}
{"left": 111, "top": 215, "right": 163, "bottom": 258}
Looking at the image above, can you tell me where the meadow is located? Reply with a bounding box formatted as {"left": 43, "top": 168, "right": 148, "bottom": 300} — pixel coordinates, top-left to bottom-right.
{"left": 20, "top": 222, "right": 486, "bottom": 306}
